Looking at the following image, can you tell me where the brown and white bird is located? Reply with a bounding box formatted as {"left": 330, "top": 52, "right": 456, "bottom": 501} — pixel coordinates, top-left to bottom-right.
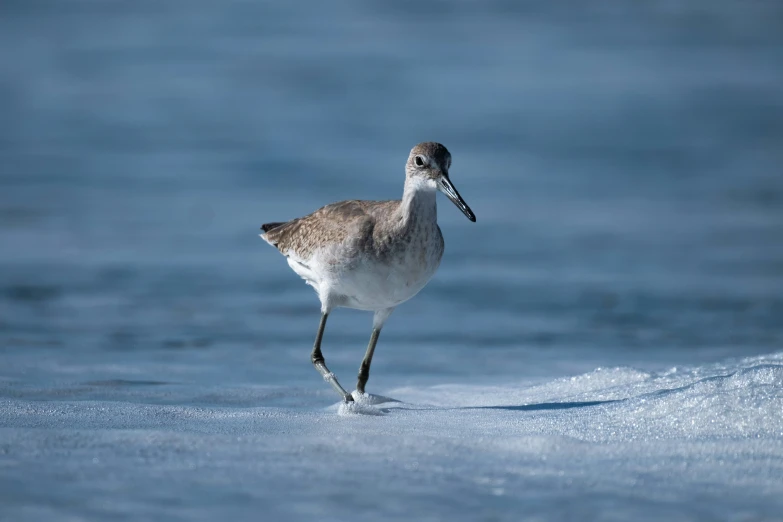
{"left": 260, "top": 142, "right": 475, "bottom": 402}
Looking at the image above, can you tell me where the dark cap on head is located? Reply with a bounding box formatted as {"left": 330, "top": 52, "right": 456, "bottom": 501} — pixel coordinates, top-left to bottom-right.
{"left": 408, "top": 142, "right": 451, "bottom": 169}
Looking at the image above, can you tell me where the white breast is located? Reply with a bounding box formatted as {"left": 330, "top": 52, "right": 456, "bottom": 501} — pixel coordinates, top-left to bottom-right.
{"left": 301, "top": 224, "right": 444, "bottom": 312}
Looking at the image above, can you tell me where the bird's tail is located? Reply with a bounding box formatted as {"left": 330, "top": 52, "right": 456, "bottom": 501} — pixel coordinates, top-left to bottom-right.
{"left": 259, "top": 221, "right": 290, "bottom": 248}
{"left": 261, "top": 222, "right": 286, "bottom": 233}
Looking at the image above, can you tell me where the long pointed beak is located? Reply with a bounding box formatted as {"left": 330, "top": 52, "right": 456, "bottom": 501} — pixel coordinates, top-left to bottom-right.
{"left": 438, "top": 175, "right": 476, "bottom": 222}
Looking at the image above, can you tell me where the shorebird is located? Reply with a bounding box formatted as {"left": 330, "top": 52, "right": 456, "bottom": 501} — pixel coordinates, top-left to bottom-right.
{"left": 259, "top": 142, "right": 475, "bottom": 402}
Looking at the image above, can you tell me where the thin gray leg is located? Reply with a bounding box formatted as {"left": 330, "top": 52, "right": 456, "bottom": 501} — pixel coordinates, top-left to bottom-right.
{"left": 311, "top": 313, "right": 354, "bottom": 402}
{"left": 356, "top": 328, "right": 381, "bottom": 394}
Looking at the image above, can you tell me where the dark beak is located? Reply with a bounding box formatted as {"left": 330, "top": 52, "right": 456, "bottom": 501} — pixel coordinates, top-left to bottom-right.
{"left": 438, "top": 175, "right": 476, "bottom": 222}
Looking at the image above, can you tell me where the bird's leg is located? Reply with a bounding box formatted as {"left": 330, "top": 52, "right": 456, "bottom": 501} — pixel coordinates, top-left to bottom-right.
{"left": 355, "top": 308, "right": 394, "bottom": 396}
{"left": 311, "top": 313, "right": 354, "bottom": 402}
{"left": 356, "top": 329, "right": 381, "bottom": 394}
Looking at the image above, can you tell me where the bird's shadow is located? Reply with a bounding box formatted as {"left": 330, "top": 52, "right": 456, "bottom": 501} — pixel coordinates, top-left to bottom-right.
{"left": 470, "top": 400, "right": 619, "bottom": 412}
{"left": 372, "top": 399, "right": 620, "bottom": 415}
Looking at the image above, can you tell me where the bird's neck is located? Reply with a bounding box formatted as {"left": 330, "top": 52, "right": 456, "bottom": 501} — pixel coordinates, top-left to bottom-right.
{"left": 398, "top": 176, "right": 438, "bottom": 231}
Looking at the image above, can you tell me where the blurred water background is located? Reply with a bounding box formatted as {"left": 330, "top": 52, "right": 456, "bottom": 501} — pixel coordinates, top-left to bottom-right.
{"left": 1, "top": 1, "right": 783, "bottom": 520}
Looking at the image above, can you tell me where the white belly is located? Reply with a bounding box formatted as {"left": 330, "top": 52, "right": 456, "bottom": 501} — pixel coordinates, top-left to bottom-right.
{"left": 288, "top": 232, "right": 443, "bottom": 311}
{"left": 335, "top": 252, "right": 441, "bottom": 310}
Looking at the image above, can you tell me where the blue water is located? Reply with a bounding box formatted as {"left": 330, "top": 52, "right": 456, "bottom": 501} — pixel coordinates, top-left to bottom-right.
{"left": 2, "top": 1, "right": 783, "bottom": 521}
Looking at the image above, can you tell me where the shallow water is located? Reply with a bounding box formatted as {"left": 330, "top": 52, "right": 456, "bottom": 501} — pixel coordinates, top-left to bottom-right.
{"left": 1, "top": 1, "right": 783, "bottom": 521}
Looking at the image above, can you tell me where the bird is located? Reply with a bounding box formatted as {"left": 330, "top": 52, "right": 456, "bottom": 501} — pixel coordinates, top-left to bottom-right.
{"left": 259, "top": 142, "right": 475, "bottom": 402}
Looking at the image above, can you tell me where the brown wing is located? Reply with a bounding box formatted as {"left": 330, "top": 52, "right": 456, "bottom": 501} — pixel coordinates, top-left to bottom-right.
{"left": 262, "top": 200, "right": 397, "bottom": 259}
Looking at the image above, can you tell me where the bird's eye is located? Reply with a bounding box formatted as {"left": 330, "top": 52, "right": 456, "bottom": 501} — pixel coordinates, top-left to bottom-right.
{"left": 414, "top": 155, "right": 426, "bottom": 167}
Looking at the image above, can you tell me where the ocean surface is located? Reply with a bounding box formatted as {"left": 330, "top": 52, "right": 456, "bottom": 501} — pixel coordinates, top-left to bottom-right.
{"left": 1, "top": 1, "right": 783, "bottom": 521}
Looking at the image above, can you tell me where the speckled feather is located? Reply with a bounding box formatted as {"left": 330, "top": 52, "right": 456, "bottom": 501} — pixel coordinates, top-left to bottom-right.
{"left": 262, "top": 199, "right": 403, "bottom": 261}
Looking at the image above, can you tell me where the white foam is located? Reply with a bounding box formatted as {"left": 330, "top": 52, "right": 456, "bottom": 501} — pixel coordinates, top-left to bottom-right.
{"left": 336, "top": 400, "right": 385, "bottom": 416}
{"left": 2, "top": 351, "right": 782, "bottom": 520}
